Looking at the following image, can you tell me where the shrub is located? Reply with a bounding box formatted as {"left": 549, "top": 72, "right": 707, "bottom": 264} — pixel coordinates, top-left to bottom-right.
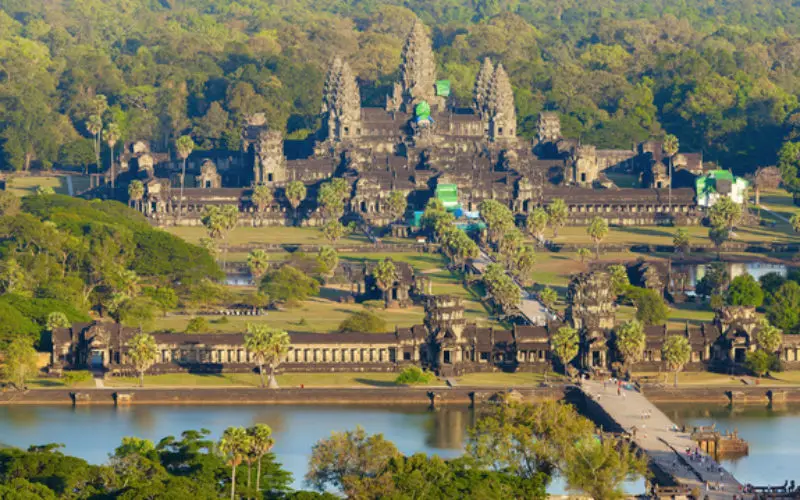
{"left": 185, "top": 317, "right": 208, "bottom": 334}
{"left": 63, "top": 371, "right": 92, "bottom": 386}
{"left": 259, "top": 265, "right": 320, "bottom": 306}
{"left": 338, "top": 311, "right": 388, "bottom": 333}
{"left": 361, "top": 300, "right": 385, "bottom": 310}
{"left": 394, "top": 366, "right": 435, "bottom": 385}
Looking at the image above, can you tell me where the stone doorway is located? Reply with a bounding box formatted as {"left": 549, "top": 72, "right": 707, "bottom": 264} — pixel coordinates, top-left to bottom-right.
{"left": 90, "top": 350, "right": 104, "bottom": 368}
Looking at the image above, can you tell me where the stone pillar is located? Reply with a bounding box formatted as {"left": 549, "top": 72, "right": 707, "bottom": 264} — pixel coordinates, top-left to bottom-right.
{"left": 331, "top": 349, "right": 338, "bottom": 363}
{"left": 413, "top": 347, "right": 420, "bottom": 361}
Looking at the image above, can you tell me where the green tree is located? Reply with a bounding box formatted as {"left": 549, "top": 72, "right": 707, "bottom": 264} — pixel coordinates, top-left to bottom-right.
{"left": 479, "top": 199, "right": 515, "bottom": 244}
{"left": 104, "top": 123, "right": 121, "bottom": 189}
{"left": 219, "top": 427, "right": 251, "bottom": 500}
{"left": 725, "top": 274, "right": 764, "bottom": 307}
{"left": 744, "top": 350, "right": 773, "bottom": 378}
{"left": 673, "top": 228, "right": 690, "bottom": 258}
{"left": 372, "top": 259, "right": 397, "bottom": 303}
{"left": 562, "top": 435, "right": 648, "bottom": 500}
{"left": 286, "top": 181, "right": 307, "bottom": 223}
{"left": 695, "top": 262, "right": 730, "bottom": 298}
{"left": 546, "top": 199, "right": 568, "bottom": 238}
{"left": 86, "top": 114, "right": 103, "bottom": 173}
{"left": 318, "top": 181, "right": 348, "bottom": 220}
{"left": 626, "top": 286, "right": 669, "bottom": 325}
{"left": 513, "top": 245, "right": 538, "bottom": 286}
{"left": 316, "top": 246, "right": 338, "bottom": 277}
{"left": 128, "top": 180, "right": 145, "bottom": 210}
{"left": 322, "top": 220, "right": 348, "bottom": 243}
{"left": 175, "top": 135, "right": 195, "bottom": 220}
{"left": 259, "top": 265, "right": 320, "bottom": 306}
{"left": 577, "top": 248, "right": 592, "bottom": 263}
{"left": 614, "top": 320, "right": 646, "bottom": 372}
{"left": 185, "top": 317, "right": 208, "bottom": 334}
{"left": 338, "top": 310, "right": 387, "bottom": 333}
{"left": 1, "top": 337, "right": 38, "bottom": 390}
{"left": 386, "top": 191, "right": 408, "bottom": 222}
{"left": 526, "top": 207, "right": 549, "bottom": 244}
{"left": 791, "top": 213, "right": 800, "bottom": 233}
{"left": 663, "top": 134, "right": 679, "bottom": 211}
{"left": 252, "top": 184, "right": 274, "bottom": 213}
{"left": 482, "top": 263, "right": 521, "bottom": 315}
{"left": 245, "top": 323, "right": 290, "bottom": 388}
{"left": 662, "top": 335, "right": 691, "bottom": 387}
{"left": 607, "top": 264, "right": 630, "bottom": 297}
{"left": 0, "top": 190, "right": 20, "bottom": 216}
{"left": 306, "top": 426, "right": 400, "bottom": 497}
{"left": 248, "top": 424, "right": 275, "bottom": 493}
{"left": 586, "top": 216, "right": 609, "bottom": 259}
{"left": 144, "top": 287, "right": 178, "bottom": 316}
{"left": 551, "top": 326, "right": 579, "bottom": 373}
{"left": 394, "top": 366, "right": 434, "bottom": 385}
{"left": 708, "top": 226, "right": 730, "bottom": 257}
{"left": 708, "top": 196, "right": 742, "bottom": 230}
{"left": 127, "top": 332, "right": 158, "bottom": 387}
{"left": 539, "top": 287, "right": 558, "bottom": 310}
{"left": 36, "top": 185, "right": 55, "bottom": 196}
{"left": 46, "top": 311, "right": 70, "bottom": 331}
{"left": 754, "top": 318, "right": 783, "bottom": 354}
{"left": 766, "top": 281, "right": 800, "bottom": 333}
{"left": 247, "top": 249, "right": 271, "bottom": 281}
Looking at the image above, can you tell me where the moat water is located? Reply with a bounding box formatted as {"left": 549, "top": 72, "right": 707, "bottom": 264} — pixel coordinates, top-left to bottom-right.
{"left": 0, "top": 403, "right": 798, "bottom": 492}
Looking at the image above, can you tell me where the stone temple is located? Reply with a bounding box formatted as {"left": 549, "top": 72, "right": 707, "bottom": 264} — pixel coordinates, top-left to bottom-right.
{"left": 112, "top": 21, "right": 707, "bottom": 229}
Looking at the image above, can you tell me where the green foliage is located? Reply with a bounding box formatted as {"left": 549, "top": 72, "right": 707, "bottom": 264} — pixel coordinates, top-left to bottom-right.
{"left": 607, "top": 265, "right": 630, "bottom": 297}
{"left": 394, "top": 366, "right": 435, "bottom": 385}
{"left": 766, "top": 281, "right": 800, "bottom": 333}
{"left": 338, "top": 311, "right": 388, "bottom": 333}
{"left": 321, "top": 220, "right": 348, "bottom": 243}
{"left": 625, "top": 286, "right": 669, "bottom": 325}
{"left": 479, "top": 199, "right": 515, "bottom": 244}
{"left": 371, "top": 259, "right": 398, "bottom": 295}
{"left": 185, "top": 317, "right": 209, "bottom": 334}
{"left": 251, "top": 184, "right": 274, "bottom": 212}
{"left": 144, "top": 286, "right": 179, "bottom": 316}
{"left": 259, "top": 265, "right": 320, "bottom": 306}
{"left": 551, "top": 326, "right": 579, "bottom": 371}
{"left": 586, "top": 216, "right": 609, "bottom": 258}
{"left": 562, "top": 435, "right": 648, "bottom": 500}
{"left": 62, "top": 370, "right": 92, "bottom": 386}
{"left": 245, "top": 323, "right": 290, "bottom": 388}
{"left": 673, "top": 228, "right": 690, "bottom": 256}
{"left": 576, "top": 248, "right": 592, "bottom": 263}
{"left": 482, "top": 263, "right": 521, "bottom": 315}
{"left": 128, "top": 332, "right": 158, "bottom": 386}
{"left": 46, "top": 311, "right": 70, "bottom": 331}
{"left": 662, "top": 335, "right": 691, "bottom": 386}
{"left": 526, "top": 208, "right": 549, "bottom": 242}
{"left": 745, "top": 349, "right": 774, "bottom": 377}
{"left": 725, "top": 274, "right": 764, "bottom": 307}
{"left": 1, "top": 337, "right": 38, "bottom": 389}
{"left": 386, "top": 191, "right": 408, "bottom": 221}
{"left": 754, "top": 318, "right": 783, "bottom": 353}
{"left": 247, "top": 249, "right": 271, "bottom": 280}
{"left": 316, "top": 247, "right": 338, "bottom": 277}
{"left": 615, "top": 320, "right": 646, "bottom": 369}
{"left": 696, "top": 262, "right": 730, "bottom": 298}
{"left": 708, "top": 197, "right": 742, "bottom": 230}
{"left": 546, "top": 199, "right": 568, "bottom": 238}
{"left": 539, "top": 287, "right": 558, "bottom": 310}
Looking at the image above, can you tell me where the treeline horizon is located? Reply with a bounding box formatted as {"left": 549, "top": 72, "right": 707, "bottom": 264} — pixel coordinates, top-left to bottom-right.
{"left": 3, "top": 0, "right": 800, "bottom": 174}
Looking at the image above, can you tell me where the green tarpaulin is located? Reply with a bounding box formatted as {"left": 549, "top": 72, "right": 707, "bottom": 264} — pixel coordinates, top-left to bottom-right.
{"left": 435, "top": 183, "right": 459, "bottom": 209}
{"left": 415, "top": 101, "right": 431, "bottom": 120}
{"left": 435, "top": 80, "right": 451, "bottom": 97}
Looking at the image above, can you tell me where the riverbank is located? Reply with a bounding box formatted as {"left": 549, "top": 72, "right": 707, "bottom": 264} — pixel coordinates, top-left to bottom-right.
{"left": 4, "top": 384, "right": 800, "bottom": 406}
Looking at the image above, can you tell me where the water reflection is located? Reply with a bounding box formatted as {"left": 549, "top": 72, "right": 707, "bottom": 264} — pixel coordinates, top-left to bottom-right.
{"left": 672, "top": 261, "right": 788, "bottom": 291}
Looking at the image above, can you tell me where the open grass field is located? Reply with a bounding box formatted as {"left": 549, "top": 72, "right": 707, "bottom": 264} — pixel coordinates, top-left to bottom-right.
{"left": 4, "top": 174, "right": 93, "bottom": 197}
{"left": 103, "top": 372, "right": 444, "bottom": 388}
{"left": 166, "top": 226, "right": 375, "bottom": 247}
{"left": 632, "top": 370, "right": 800, "bottom": 387}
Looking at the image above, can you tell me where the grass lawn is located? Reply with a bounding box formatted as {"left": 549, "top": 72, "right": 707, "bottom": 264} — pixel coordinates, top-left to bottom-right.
{"left": 104, "top": 372, "right": 444, "bottom": 388}
{"left": 166, "top": 226, "right": 374, "bottom": 247}
{"left": 340, "top": 252, "right": 445, "bottom": 271}
{"left": 27, "top": 378, "right": 95, "bottom": 389}
{"left": 633, "top": 370, "right": 800, "bottom": 387}
{"left": 456, "top": 371, "right": 564, "bottom": 387}
{"left": 5, "top": 175, "right": 71, "bottom": 197}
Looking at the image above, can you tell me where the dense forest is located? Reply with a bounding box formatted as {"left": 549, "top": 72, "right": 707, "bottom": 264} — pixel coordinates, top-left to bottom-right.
{"left": 4, "top": 0, "right": 800, "bottom": 175}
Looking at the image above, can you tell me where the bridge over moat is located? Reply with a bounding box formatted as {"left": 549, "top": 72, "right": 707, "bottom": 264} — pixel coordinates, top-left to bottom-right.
{"left": 578, "top": 380, "right": 744, "bottom": 499}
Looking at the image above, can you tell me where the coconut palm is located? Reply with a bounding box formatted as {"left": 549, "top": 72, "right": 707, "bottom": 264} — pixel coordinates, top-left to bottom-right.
{"left": 128, "top": 180, "right": 144, "bottom": 211}
{"left": 175, "top": 135, "right": 195, "bottom": 220}
{"left": 246, "top": 250, "right": 270, "bottom": 282}
{"left": 219, "top": 426, "right": 251, "bottom": 500}
{"left": 248, "top": 424, "right": 275, "bottom": 492}
{"left": 104, "top": 123, "right": 121, "bottom": 189}
{"left": 244, "top": 323, "right": 290, "bottom": 388}
{"left": 127, "top": 333, "right": 158, "bottom": 387}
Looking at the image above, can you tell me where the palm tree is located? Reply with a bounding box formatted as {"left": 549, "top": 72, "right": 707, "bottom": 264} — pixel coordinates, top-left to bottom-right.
{"left": 127, "top": 333, "right": 158, "bottom": 387}
{"left": 128, "top": 180, "right": 144, "bottom": 211}
{"left": 586, "top": 216, "right": 609, "bottom": 260}
{"left": 251, "top": 184, "right": 273, "bottom": 214}
{"left": 104, "top": 123, "right": 121, "bottom": 190}
{"left": 662, "top": 335, "right": 690, "bottom": 387}
{"left": 285, "top": 180, "right": 307, "bottom": 224}
{"left": 175, "top": 135, "right": 195, "bottom": 220}
{"left": 248, "top": 424, "right": 275, "bottom": 492}
{"left": 244, "top": 323, "right": 290, "bottom": 388}
{"left": 247, "top": 250, "right": 270, "bottom": 282}
{"left": 791, "top": 212, "right": 800, "bottom": 233}
{"left": 663, "top": 134, "right": 679, "bottom": 212}
{"left": 219, "top": 426, "right": 251, "bottom": 500}
{"left": 372, "top": 259, "right": 398, "bottom": 304}
{"left": 86, "top": 115, "right": 103, "bottom": 174}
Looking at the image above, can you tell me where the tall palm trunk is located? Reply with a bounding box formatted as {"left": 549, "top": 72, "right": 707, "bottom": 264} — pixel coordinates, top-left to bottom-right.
{"left": 230, "top": 463, "right": 237, "bottom": 500}
{"left": 256, "top": 457, "right": 262, "bottom": 492}
{"left": 668, "top": 157, "right": 672, "bottom": 214}
{"left": 179, "top": 158, "right": 187, "bottom": 220}
{"left": 110, "top": 146, "right": 115, "bottom": 190}
{"left": 247, "top": 462, "right": 252, "bottom": 490}
{"left": 258, "top": 362, "right": 266, "bottom": 388}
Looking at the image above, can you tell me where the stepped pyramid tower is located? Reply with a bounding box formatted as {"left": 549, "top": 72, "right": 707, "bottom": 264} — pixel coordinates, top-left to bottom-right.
{"left": 387, "top": 20, "right": 444, "bottom": 113}
{"left": 321, "top": 57, "right": 361, "bottom": 142}
{"left": 473, "top": 57, "right": 494, "bottom": 119}
{"left": 486, "top": 64, "right": 516, "bottom": 141}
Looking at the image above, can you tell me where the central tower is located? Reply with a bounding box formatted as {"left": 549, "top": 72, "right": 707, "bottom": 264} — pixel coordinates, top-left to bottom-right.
{"left": 387, "top": 21, "right": 445, "bottom": 113}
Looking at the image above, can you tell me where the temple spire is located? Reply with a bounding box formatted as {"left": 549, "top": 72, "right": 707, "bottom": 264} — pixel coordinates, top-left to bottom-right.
{"left": 473, "top": 57, "right": 494, "bottom": 118}
{"left": 322, "top": 58, "right": 361, "bottom": 142}
{"left": 487, "top": 64, "right": 516, "bottom": 141}
{"left": 390, "top": 20, "right": 443, "bottom": 113}
{"left": 321, "top": 56, "right": 343, "bottom": 115}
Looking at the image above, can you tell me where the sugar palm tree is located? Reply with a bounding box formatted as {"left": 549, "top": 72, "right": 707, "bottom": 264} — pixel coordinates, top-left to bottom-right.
{"left": 128, "top": 180, "right": 144, "bottom": 211}
{"left": 252, "top": 184, "right": 273, "bottom": 213}
{"left": 285, "top": 180, "right": 307, "bottom": 225}
{"left": 127, "top": 333, "right": 158, "bottom": 387}
{"left": 86, "top": 115, "right": 103, "bottom": 174}
{"left": 175, "top": 135, "right": 195, "bottom": 220}
{"left": 372, "top": 259, "right": 398, "bottom": 305}
{"left": 244, "top": 323, "right": 290, "bottom": 388}
{"left": 219, "top": 426, "right": 251, "bottom": 500}
{"left": 246, "top": 250, "right": 270, "bottom": 282}
{"left": 248, "top": 424, "right": 275, "bottom": 492}
{"left": 663, "top": 134, "right": 679, "bottom": 212}
{"left": 791, "top": 212, "right": 800, "bottom": 233}
{"left": 104, "top": 123, "right": 121, "bottom": 190}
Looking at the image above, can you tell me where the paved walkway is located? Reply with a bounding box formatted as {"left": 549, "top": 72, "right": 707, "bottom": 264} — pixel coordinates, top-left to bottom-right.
{"left": 65, "top": 175, "right": 74, "bottom": 196}
{"left": 473, "top": 250, "right": 555, "bottom": 325}
{"left": 580, "top": 380, "right": 745, "bottom": 499}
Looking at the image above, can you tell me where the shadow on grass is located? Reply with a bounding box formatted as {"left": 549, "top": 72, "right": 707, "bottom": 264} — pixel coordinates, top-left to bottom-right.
{"left": 617, "top": 226, "right": 672, "bottom": 239}
{"left": 355, "top": 378, "right": 399, "bottom": 387}
{"left": 319, "top": 287, "right": 351, "bottom": 301}
{"left": 33, "top": 380, "right": 66, "bottom": 388}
